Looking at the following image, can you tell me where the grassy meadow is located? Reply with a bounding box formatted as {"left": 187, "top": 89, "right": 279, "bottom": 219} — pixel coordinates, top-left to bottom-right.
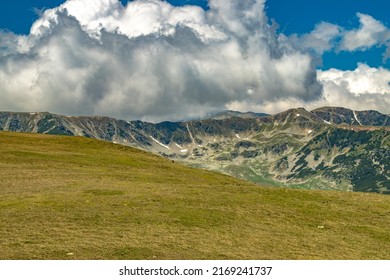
{"left": 0, "top": 131, "right": 389, "bottom": 259}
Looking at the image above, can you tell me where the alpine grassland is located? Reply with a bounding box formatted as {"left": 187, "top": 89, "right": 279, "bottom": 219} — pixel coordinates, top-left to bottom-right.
{"left": 0, "top": 131, "right": 389, "bottom": 259}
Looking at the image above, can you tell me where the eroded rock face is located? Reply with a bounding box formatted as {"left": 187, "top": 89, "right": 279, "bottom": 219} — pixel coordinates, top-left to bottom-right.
{"left": 1, "top": 107, "right": 389, "bottom": 194}
{"left": 312, "top": 107, "right": 390, "bottom": 126}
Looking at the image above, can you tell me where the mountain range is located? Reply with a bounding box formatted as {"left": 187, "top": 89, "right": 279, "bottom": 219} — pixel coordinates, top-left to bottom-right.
{"left": 1, "top": 107, "right": 389, "bottom": 194}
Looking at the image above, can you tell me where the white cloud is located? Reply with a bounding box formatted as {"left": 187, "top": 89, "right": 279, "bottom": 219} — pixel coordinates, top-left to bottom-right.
{"left": 284, "top": 13, "right": 390, "bottom": 62}
{"left": 0, "top": 0, "right": 324, "bottom": 121}
{"left": 340, "top": 13, "right": 390, "bottom": 52}
{"left": 284, "top": 22, "right": 342, "bottom": 55}
{"left": 316, "top": 64, "right": 390, "bottom": 112}
{"left": 318, "top": 63, "right": 390, "bottom": 95}
{"left": 302, "top": 22, "right": 342, "bottom": 54}
{"left": 1, "top": 1, "right": 390, "bottom": 121}
{"left": 228, "top": 64, "right": 390, "bottom": 114}
{"left": 275, "top": 12, "right": 390, "bottom": 114}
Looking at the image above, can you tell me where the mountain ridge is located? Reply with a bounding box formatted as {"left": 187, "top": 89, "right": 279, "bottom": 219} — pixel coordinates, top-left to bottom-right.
{"left": 1, "top": 107, "right": 389, "bottom": 194}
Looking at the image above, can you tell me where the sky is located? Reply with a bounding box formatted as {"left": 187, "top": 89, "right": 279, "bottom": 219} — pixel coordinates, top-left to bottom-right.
{"left": 0, "top": 0, "right": 390, "bottom": 121}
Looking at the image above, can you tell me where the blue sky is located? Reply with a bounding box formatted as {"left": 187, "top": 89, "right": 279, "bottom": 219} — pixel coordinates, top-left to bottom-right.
{"left": 0, "top": 0, "right": 390, "bottom": 120}
{"left": 266, "top": 0, "right": 390, "bottom": 70}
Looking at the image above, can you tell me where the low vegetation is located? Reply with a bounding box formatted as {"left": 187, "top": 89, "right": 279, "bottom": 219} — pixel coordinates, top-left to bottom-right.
{"left": 0, "top": 131, "right": 389, "bottom": 259}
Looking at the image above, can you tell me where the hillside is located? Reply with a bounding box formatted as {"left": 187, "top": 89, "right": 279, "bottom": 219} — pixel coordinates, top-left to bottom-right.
{"left": 1, "top": 107, "right": 389, "bottom": 193}
{"left": 0, "top": 131, "right": 389, "bottom": 259}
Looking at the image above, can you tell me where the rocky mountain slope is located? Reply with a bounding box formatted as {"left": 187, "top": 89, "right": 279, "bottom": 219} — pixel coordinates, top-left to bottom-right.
{"left": 1, "top": 107, "right": 389, "bottom": 194}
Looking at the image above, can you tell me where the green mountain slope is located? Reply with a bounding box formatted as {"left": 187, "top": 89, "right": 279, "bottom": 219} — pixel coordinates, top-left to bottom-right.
{"left": 0, "top": 131, "right": 389, "bottom": 259}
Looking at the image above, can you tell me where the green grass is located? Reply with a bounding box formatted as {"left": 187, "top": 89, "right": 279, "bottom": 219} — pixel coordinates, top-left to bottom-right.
{"left": 0, "top": 131, "right": 389, "bottom": 260}
{"left": 223, "top": 164, "right": 282, "bottom": 187}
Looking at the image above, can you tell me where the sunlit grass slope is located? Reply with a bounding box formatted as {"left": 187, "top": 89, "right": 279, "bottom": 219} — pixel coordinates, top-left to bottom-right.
{"left": 0, "top": 131, "right": 389, "bottom": 259}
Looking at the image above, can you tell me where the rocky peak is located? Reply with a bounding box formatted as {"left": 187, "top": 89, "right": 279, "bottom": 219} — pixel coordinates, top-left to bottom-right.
{"left": 311, "top": 107, "right": 390, "bottom": 126}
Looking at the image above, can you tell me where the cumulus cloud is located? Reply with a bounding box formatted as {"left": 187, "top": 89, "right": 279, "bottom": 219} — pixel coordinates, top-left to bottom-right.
{"left": 340, "top": 13, "right": 390, "bottom": 53}
{"left": 315, "top": 64, "right": 390, "bottom": 112}
{"left": 228, "top": 63, "right": 390, "bottom": 114}
{"left": 0, "top": 0, "right": 324, "bottom": 121}
{"left": 271, "top": 12, "right": 390, "bottom": 115}
{"left": 284, "top": 22, "right": 342, "bottom": 55}
{"left": 0, "top": 0, "right": 389, "bottom": 121}
{"left": 318, "top": 64, "right": 390, "bottom": 95}
{"left": 285, "top": 13, "right": 390, "bottom": 62}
